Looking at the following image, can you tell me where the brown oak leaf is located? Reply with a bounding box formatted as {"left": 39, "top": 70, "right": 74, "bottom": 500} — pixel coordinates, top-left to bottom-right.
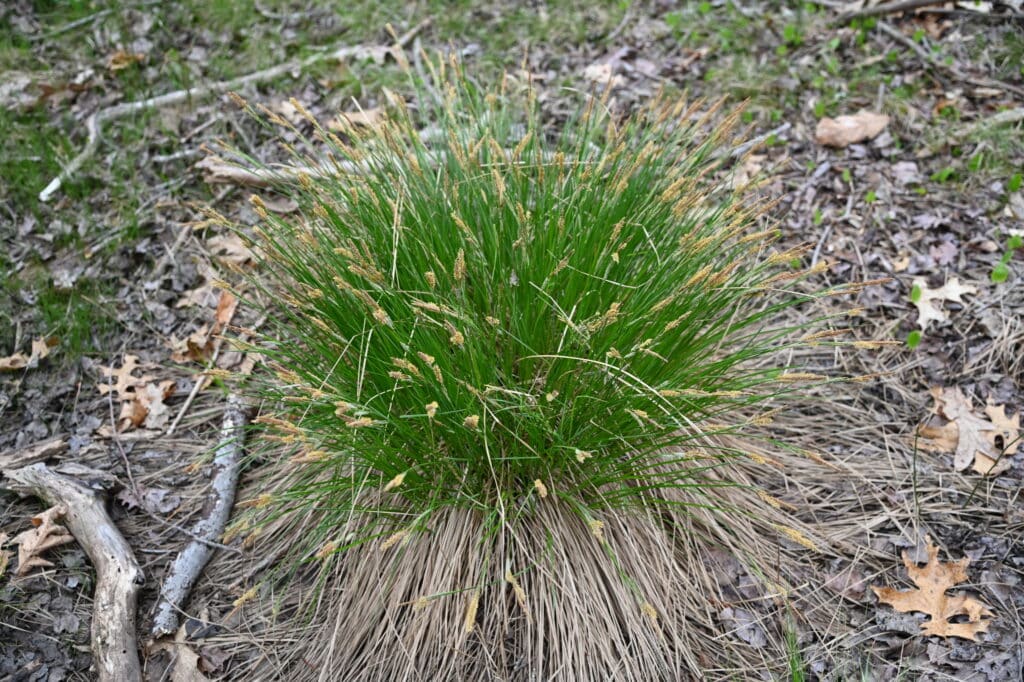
{"left": 917, "top": 387, "right": 1018, "bottom": 475}
{"left": 13, "top": 505, "right": 75, "bottom": 576}
{"left": 872, "top": 536, "right": 993, "bottom": 641}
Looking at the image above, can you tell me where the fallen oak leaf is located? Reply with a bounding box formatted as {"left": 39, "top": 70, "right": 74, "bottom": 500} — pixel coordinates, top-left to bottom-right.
{"left": 910, "top": 277, "right": 976, "bottom": 330}
{"left": 329, "top": 107, "right": 386, "bottom": 130}
{"left": 916, "top": 387, "right": 1017, "bottom": 475}
{"left": 0, "top": 351, "right": 30, "bottom": 372}
{"left": 13, "top": 505, "right": 75, "bottom": 576}
{"left": 815, "top": 110, "right": 889, "bottom": 148}
{"left": 207, "top": 233, "right": 254, "bottom": 268}
{"left": 872, "top": 535, "right": 993, "bottom": 641}
{"left": 97, "top": 354, "right": 156, "bottom": 401}
{"left": 0, "top": 532, "right": 10, "bottom": 578}
{"left": 975, "top": 401, "right": 1021, "bottom": 475}
{"left": 0, "top": 336, "right": 58, "bottom": 372}
{"left": 107, "top": 49, "right": 146, "bottom": 72}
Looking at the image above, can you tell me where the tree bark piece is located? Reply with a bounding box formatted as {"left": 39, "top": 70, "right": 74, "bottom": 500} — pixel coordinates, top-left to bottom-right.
{"left": 2, "top": 463, "right": 144, "bottom": 682}
{"left": 150, "top": 393, "right": 248, "bottom": 638}
{"left": 0, "top": 437, "right": 67, "bottom": 469}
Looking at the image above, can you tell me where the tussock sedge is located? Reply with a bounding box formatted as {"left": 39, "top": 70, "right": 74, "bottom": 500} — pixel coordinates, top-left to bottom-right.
{"left": 216, "top": 56, "right": 872, "bottom": 680}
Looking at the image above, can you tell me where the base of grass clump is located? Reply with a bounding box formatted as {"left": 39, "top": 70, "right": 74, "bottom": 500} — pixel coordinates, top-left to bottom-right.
{"left": 206, "top": 56, "right": 877, "bottom": 679}
{"left": 215, "top": 439, "right": 844, "bottom": 680}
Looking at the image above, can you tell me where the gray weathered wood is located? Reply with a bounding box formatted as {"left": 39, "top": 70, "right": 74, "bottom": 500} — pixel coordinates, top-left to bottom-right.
{"left": 2, "top": 463, "right": 144, "bottom": 682}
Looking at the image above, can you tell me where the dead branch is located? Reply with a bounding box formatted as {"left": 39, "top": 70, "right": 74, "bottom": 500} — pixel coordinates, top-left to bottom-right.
{"left": 39, "top": 19, "right": 430, "bottom": 202}
{"left": 835, "top": 0, "right": 947, "bottom": 22}
{"left": 0, "top": 437, "right": 66, "bottom": 469}
{"left": 876, "top": 20, "right": 1024, "bottom": 100}
{"left": 2, "top": 463, "right": 144, "bottom": 682}
{"left": 150, "top": 393, "right": 249, "bottom": 638}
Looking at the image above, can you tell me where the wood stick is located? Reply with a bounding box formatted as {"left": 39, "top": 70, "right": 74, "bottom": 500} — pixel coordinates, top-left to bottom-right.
{"left": 835, "top": 0, "right": 947, "bottom": 22}
{"left": 39, "top": 19, "right": 430, "bottom": 202}
{"left": 2, "top": 463, "right": 144, "bottom": 682}
{"left": 0, "top": 437, "right": 67, "bottom": 469}
{"left": 150, "top": 393, "right": 249, "bottom": 638}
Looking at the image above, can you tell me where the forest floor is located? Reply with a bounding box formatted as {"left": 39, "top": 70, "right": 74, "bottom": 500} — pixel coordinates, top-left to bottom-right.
{"left": 1, "top": 1, "right": 1023, "bottom": 680}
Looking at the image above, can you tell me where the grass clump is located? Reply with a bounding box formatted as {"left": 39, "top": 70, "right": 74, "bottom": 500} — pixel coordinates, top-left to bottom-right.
{"left": 224, "top": 57, "right": 856, "bottom": 678}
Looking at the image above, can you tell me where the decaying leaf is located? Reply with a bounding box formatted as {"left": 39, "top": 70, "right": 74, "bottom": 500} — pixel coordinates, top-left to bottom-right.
{"left": 581, "top": 61, "right": 625, "bottom": 88}
{"left": 107, "top": 49, "right": 146, "bottom": 71}
{"left": 208, "top": 234, "right": 254, "bottom": 268}
{"left": 170, "top": 290, "right": 239, "bottom": 364}
{"left": 13, "top": 505, "right": 75, "bottom": 576}
{"left": 910, "top": 277, "right": 976, "bottom": 330}
{"left": 815, "top": 110, "right": 890, "bottom": 148}
{"left": 917, "top": 387, "right": 1019, "bottom": 475}
{"left": 150, "top": 622, "right": 211, "bottom": 682}
{"left": 0, "top": 336, "right": 58, "bottom": 372}
{"left": 330, "top": 107, "right": 386, "bottom": 130}
{"left": 98, "top": 354, "right": 155, "bottom": 400}
{"left": 0, "top": 532, "right": 10, "bottom": 579}
{"left": 872, "top": 536, "right": 993, "bottom": 641}
{"left": 98, "top": 355, "right": 176, "bottom": 431}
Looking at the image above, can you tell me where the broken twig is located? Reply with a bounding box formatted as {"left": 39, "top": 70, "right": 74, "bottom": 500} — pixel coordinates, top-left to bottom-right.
{"left": 39, "top": 19, "right": 430, "bottom": 202}
{"left": 151, "top": 393, "right": 249, "bottom": 638}
{"left": 2, "top": 464, "right": 144, "bottom": 682}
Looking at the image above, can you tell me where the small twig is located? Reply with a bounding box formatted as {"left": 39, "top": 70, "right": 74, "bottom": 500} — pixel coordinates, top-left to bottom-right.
{"left": 2, "top": 464, "right": 145, "bottom": 682}
{"left": 877, "top": 20, "right": 1024, "bottom": 100}
{"left": 39, "top": 19, "right": 430, "bottom": 202}
{"left": 836, "top": 0, "right": 947, "bottom": 22}
{"left": 812, "top": 192, "right": 854, "bottom": 266}
{"left": 953, "top": 107, "right": 1024, "bottom": 140}
{"left": 151, "top": 393, "right": 250, "bottom": 638}
{"left": 728, "top": 122, "right": 792, "bottom": 158}
{"left": 0, "top": 437, "right": 67, "bottom": 469}
{"left": 166, "top": 355, "right": 222, "bottom": 437}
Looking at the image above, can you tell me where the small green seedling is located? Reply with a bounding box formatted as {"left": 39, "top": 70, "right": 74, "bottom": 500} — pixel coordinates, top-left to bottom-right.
{"left": 991, "top": 234, "right": 1022, "bottom": 284}
{"left": 906, "top": 330, "right": 923, "bottom": 349}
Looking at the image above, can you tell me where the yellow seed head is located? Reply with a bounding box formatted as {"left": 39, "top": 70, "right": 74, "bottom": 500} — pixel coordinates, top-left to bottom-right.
{"left": 445, "top": 321, "right": 465, "bottom": 346}
{"left": 575, "top": 449, "right": 592, "bottom": 463}
{"left": 413, "top": 596, "right": 430, "bottom": 611}
{"left": 464, "top": 589, "right": 480, "bottom": 633}
{"left": 383, "top": 472, "right": 406, "bottom": 492}
{"left": 533, "top": 479, "right": 548, "bottom": 498}
{"left": 454, "top": 248, "right": 466, "bottom": 282}
{"left": 388, "top": 371, "right": 412, "bottom": 382}
{"left": 392, "top": 358, "right": 422, "bottom": 376}
{"left": 233, "top": 586, "right": 259, "bottom": 609}
{"left": 485, "top": 315, "right": 500, "bottom": 326}
{"left": 290, "top": 449, "right": 328, "bottom": 464}
{"left": 777, "top": 524, "right": 817, "bottom": 551}
{"left": 546, "top": 391, "right": 559, "bottom": 402}
{"left": 417, "top": 352, "right": 436, "bottom": 365}
{"left": 641, "top": 601, "right": 658, "bottom": 625}
{"left": 425, "top": 271, "right": 437, "bottom": 288}
{"left": 346, "top": 417, "right": 374, "bottom": 428}
{"left": 505, "top": 570, "right": 528, "bottom": 614}
{"left": 589, "top": 519, "right": 605, "bottom": 542}
{"left": 777, "top": 372, "right": 826, "bottom": 383}
{"left": 315, "top": 541, "right": 337, "bottom": 560}
{"left": 380, "top": 529, "right": 409, "bottom": 552}
{"left": 425, "top": 401, "right": 439, "bottom": 419}
{"left": 463, "top": 414, "right": 480, "bottom": 430}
